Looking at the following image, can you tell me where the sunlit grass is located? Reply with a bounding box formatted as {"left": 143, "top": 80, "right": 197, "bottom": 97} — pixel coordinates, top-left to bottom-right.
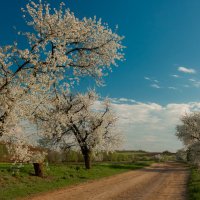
{"left": 188, "top": 167, "right": 200, "bottom": 200}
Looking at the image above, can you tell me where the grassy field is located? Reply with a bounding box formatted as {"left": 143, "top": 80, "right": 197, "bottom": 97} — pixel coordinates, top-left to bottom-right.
{"left": 188, "top": 167, "right": 200, "bottom": 200}
{"left": 0, "top": 161, "right": 153, "bottom": 200}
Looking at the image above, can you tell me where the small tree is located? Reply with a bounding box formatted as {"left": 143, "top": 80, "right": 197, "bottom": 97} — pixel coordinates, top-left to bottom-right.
{"left": 187, "top": 143, "right": 200, "bottom": 167}
{"left": 35, "top": 91, "right": 123, "bottom": 169}
{"left": 176, "top": 149, "right": 187, "bottom": 162}
{"left": 176, "top": 112, "right": 200, "bottom": 167}
{"left": 176, "top": 112, "right": 200, "bottom": 146}
{"left": 3, "top": 126, "right": 47, "bottom": 177}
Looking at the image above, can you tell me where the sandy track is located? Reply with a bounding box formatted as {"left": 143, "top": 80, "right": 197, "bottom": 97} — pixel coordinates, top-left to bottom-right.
{"left": 27, "top": 162, "right": 189, "bottom": 200}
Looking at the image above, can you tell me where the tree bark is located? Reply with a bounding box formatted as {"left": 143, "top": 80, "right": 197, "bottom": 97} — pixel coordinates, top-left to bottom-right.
{"left": 83, "top": 153, "right": 91, "bottom": 169}
{"left": 33, "top": 163, "right": 44, "bottom": 177}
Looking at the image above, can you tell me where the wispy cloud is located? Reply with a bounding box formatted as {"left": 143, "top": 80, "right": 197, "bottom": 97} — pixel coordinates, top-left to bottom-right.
{"left": 109, "top": 98, "right": 136, "bottom": 104}
{"left": 171, "top": 74, "right": 180, "bottom": 78}
{"left": 144, "top": 66, "right": 198, "bottom": 92}
{"left": 189, "top": 78, "right": 196, "bottom": 82}
{"left": 144, "top": 77, "right": 150, "bottom": 80}
{"left": 144, "top": 77, "right": 159, "bottom": 83}
{"left": 168, "top": 87, "right": 177, "bottom": 90}
{"left": 151, "top": 84, "right": 161, "bottom": 89}
{"left": 118, "top": 98, "right": 136, "bottom": 103}
{"left": 178, "top": 66, "right": 196, "bottom": 74}
{"left": 183, "top": 84, "right": 190, "bottom": 88}
{"left": 144, "top": 77, "right": 161, "bottom": 89}
{"left": 189, "top": 78, "right": 200, "bottom": 88}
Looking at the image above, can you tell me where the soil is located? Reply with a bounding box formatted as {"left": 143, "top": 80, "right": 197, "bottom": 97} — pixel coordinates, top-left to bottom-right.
{"left": 27, "top": 162, "right": 189, "bottom": 200}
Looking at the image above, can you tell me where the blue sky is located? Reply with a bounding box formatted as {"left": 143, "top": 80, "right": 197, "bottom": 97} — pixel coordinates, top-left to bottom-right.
{"left": 2, "top": 0, "right": 200, "bottom": 151}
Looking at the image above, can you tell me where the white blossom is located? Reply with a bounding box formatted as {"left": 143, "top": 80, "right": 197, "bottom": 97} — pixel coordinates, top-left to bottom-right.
{"left": 176, "top": 112, "right": 200, "bottom": 166}
{"left": 34, "top": 91, "right": 123, "bottom": 155}
{"left": 176, "top": 112, "right": 200, "bottom": 146}
{"left": 0, "top": 1, "right": 124, "bottom": 162}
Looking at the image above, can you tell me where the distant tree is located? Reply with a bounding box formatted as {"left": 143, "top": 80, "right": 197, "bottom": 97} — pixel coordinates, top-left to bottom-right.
{"left": 187, "top": 143, "right": 200, "bottom": 167}
{"left": 154, "top": 154, "right": 162, "bottom": 162}
{"left": 162, "top": 150, "right": 172, "bottom": 155}
{"left": 176, "top": 112, "right": 200, "bottom": 166}
{"left": 176, "top": 113, "right": 200, "bottom": 146}
{"left": 176, "top": 149, "right": 187, "bottom": 162}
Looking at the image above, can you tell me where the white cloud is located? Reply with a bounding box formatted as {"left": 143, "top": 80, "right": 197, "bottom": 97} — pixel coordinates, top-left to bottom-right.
{"left": 119, "top": 98, "right": 129, "bottom": 101}
{"left": 151, "top": 84, "right": 161, "bottom": 89}
{"left": 96, "top": 99, "right": 200, "bottom": 152}
{"left": 143, "top": 135, "right": 158, "bottom": 142}
{"left": 145, "top": 77, "right": 159, "bottom": 83}
{"left": 118, "top": 98, "right": 136, "bottom": 103}
{"left": 95, "top": 97, "right": 200, "bottom": 152}
{"left": 110, "top": 98, "right": 136, "bottom": 104}
{"left": 193, "top": 82, "right": 200, "bottom": 88}
{"left": 178, "top": 66, "right": 196, "bottom": 74}
{"left": 154, "top": 80, "right": 159, "bottom": 83}
{"left": 189, "top": 79, "right": 200, "bottom": 88}
{"left": 144, "top": 77, "right": 150, "bottom": 80}
{"left": 171, "top": 74, "right": 180, "bottom": 78}
{"left": 168, "top": 87, "right": 177, "bottom": 90}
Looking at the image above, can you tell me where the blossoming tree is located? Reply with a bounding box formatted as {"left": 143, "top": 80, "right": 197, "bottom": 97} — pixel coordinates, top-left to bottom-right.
{"left": 0, "top": 0, "right": 124, "bottom": 170}
{"left": 176, "top": 112, "right": 200, "bottom": 166}
{"left": 176, "top": 113, "right": 200, "bottom": 145}
{"left": 0, "top": 0, "right": 124, "bottom": 135}
{"left": 34, "top": 91, "right": 123, "bottom": 169}
{"left": 2, "top": 124, "right": 47, "bottom": 177}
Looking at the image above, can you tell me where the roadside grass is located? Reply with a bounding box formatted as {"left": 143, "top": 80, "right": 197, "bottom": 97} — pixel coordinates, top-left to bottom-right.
{"left": 0, "top": 161, "right": 153, "bottom": 200}
{"left": 188, "top": 167, "right": 200, "bottom": 200}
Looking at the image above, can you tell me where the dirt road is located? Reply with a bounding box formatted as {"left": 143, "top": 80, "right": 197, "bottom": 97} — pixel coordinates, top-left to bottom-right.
{"left": 28, "top": 162, "right": 189, "bottom": 200}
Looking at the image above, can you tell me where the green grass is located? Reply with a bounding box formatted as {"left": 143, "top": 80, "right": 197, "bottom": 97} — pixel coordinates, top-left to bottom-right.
{"left": 188, "top": 167, "right": 200, "bottom": 200}
{"left": 0, "top": 161, "right": 152, "bottom": 200}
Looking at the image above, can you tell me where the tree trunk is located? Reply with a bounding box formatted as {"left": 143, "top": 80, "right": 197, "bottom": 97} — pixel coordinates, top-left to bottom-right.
{"left": 83, "top": 153, "right": 91, "bottom": 169}
{"left": 33, "top": 163, "right": 44, "bottom": 177}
